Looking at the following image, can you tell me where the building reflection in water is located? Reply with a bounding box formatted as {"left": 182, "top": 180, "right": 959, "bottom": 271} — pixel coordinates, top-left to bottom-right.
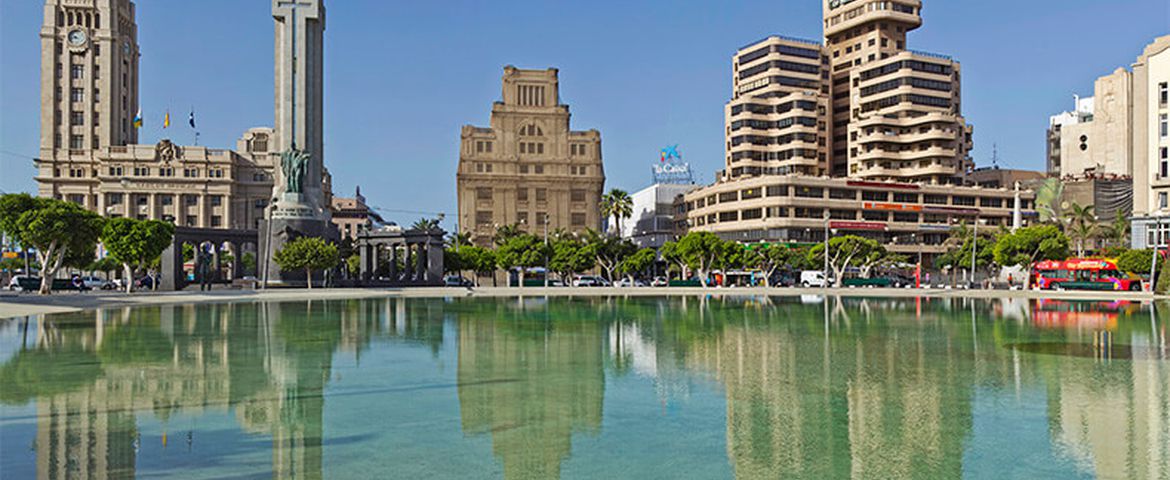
{"left": 0, "top": 298, "right": 442, "bottom": 480}
{"left": 454, "top": 297, "right": 605, "bottom": 479}
{"left": 0, "top": 296, "right": 1166, "bottom": 479}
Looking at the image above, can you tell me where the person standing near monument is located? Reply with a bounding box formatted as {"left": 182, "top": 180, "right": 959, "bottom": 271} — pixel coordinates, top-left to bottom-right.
{"left": 197, "top": 245, "right": 214, "bottom": 291}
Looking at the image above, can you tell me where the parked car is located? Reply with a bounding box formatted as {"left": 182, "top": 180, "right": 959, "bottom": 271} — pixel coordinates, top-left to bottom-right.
{"left": 650, "top": 276, "right": 668, "bottom": 287}
{"left": 800, "top": 271, "right": 827, "bottom": 288}
{"left": 615, "top": 278, "right": 647, "bottom": 287}
{"left": 444, "top": 276, "right": 473, "bottom": 287}
{"left": 573, "top": 275, "right": 610, "bottom": 287}
{"left": 80, "top": 276, "right": 114, "bottom": 290}
{"left": 7, "top": 275, "right": 38, "bottom": 292}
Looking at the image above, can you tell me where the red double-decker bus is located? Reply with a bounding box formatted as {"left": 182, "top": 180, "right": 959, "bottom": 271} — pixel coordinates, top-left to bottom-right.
{"left": 1032, "top": 258, "right": 1144, "bottom": 291}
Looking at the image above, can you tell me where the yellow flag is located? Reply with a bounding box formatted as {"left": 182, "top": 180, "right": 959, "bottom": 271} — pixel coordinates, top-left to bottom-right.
{"left": 164, "top": 111, "right": 170, "bottom": 129}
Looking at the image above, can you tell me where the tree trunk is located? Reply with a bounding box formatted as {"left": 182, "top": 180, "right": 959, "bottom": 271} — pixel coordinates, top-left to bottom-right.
{"left": 306, "top": 268, "right": 313, "bottom": 289}
{"left": 518, "top": 269, "right": 525, "bottom": 288}
{"left": 698, "top": 269, "right": 708, "bottom": 287}
{"left": 123, "top": 263, "right": 134, "bottom": 294}
{"left": 38, "top": 244, "right": 63, "bottom": 295}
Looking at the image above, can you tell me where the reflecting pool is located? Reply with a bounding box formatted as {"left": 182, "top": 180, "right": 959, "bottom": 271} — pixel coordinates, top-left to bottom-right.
{"left": 0, "top": 296, "right": 1167, "bottom": 479}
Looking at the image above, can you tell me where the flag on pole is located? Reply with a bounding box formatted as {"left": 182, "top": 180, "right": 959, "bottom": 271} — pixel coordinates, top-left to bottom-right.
{"left": 188, "top": 110, "right": 196, "bottom": 129}
{"left": 133, "top": 108, "right": 143, "bottom": 128}
{"left": 164, "top": 111, "right": 171, "bottom": 129}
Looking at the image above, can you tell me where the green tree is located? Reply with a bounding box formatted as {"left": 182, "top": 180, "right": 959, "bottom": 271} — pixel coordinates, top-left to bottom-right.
{"left": 241, "top": 252, "right": 257, "bottom": 275}
{"left": 1, "top": 195, "right": 104, "bottom": 294}
{"left": 459, "top": 246, "right": 496, "bottom": 287}
{"left": 660, "top": 240, "right": 688, "bottom": 279}
{"left": 100, "top": 218, "right": 175, "bottom": 293}
{"left": 1102, "top": 215, "right": 1131, "bottom": 249}
{"left": 549, "top": 237, "right": 595, "bottom": 285}
{"left": 807, "top": 235, "right": 882, "bottom": 287}
{"left": 583, "top": 229, "right": 637, "bottom": 282}
{"left": 495, "top": 234, "right": 550, "bottom": 287}
{"left": 346, "top": 254, "right": 362, "bottom": 278}
{"left": 272, "top": 237, "right": 340, "bottom": 289}
{"left": 1116, "top": 249, "right": 1163, "bottom": 275}
{"left": 993, "top": 224, "right": 1070, "bottom": 290}
{"left": 493, "top": 224, "right": 524, "bottom": 247}
{"left": 619, "top": 248, "right": 658, "bottom": 284}
{"left": 599, "top": 189, "right": 633, "bottom": 236}
{"left": 1062, "top": 202, "right": 1099, "bottom": 257}
{"left": 412, "top": 216, "right": 442, "bottom": 231}
{"left": 745, "top": 245, "right": 802, "bottom": 287}
{"left": 674, "top": 231, "right": 729, "bottom": 287}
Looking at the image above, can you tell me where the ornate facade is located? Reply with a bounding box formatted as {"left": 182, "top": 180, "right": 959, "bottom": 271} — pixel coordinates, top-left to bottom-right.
{"left": 33, "top": 0, "right": 299, "bottom": 230}
{"left": 457, "top": 67, "right": 605, "bottom": 246}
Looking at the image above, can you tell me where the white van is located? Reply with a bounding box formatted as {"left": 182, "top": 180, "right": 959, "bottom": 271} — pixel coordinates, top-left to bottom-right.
{"left": 800, "top": 271, "right": 827, "bottom": 288}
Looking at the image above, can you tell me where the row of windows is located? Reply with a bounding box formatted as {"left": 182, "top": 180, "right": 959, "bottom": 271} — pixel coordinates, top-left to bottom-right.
{"left": 698, "top": 208, "right": 1006, "bottom": 226}
{"left": 731, "top": 132, "right": 819, "bottom": 147}
{"left": 519, "top": 142, "right": 544, "bottom": 155}
{"left": 730, "top": 116, "right": 819, "bottom": 131}
{"left": 739, "top": 59, "right": 821, "bottom": 80}
{"left": 692, "top": 187, "right": 1015, "bottom": 208}
{"left": 102, "top": 193, "right": 224, "bottom": 207}
{"left": 739, "top": 43, "right": 823, "bottom": 65}
{"left": 476, "top": 211, "right": 588, "bottom": 227}
{"left": 738, "top": 75, "right": 822, "bottom": 94}
{"left": 477, "top": 187, "right": 590, "bottom": 202}
{"left": 62, "top": 166, "right": 229, "bottom": 178}
{"left": 858, "top": 60, "right": 953, "bottom": 82}
{"left": 730, "top": 100, "right": 819, "bottom": 116}
{"left": 859, "top": 77, "right": 952, "bottom": 97}
{"left": 859, "top": 93, "right": 951, "bottom": 113}
{"left": 730, "top": 149, "right": 821, "bottom": 162}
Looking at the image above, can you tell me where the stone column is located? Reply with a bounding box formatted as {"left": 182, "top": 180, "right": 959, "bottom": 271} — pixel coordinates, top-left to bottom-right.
{"left": 231, "top": 242, "right": 243, "bottom": 280}
{"left": 197, "top": 194, "right": 206, "bottom": 228}
{"left": 389, "top": 245, "right": 399, "bottom": 283}
{"left": 148, "top": 193, "right": 157, "bottom": 220}
{"left": 416, "top": 242, "right": 426, "bottom": 282}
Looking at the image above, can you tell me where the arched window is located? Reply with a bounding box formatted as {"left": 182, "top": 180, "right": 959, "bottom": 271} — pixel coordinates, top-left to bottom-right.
{"left": 94, "top": 13, "right": 100, "bottom": 29}
{"left": 67, "top": 11, "right": 73, "bottom": 25}
{"left": 519, "top": 124, "right": 543, "bottom": 137}
{"left": 85, "top": 13, "right": 92, "bottom": 28}
{"left": 57, "top": 10, "right": 64, "bottom": 27}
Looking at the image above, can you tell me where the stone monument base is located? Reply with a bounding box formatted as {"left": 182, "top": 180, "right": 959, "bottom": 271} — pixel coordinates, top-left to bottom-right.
{"left": 260, "top": 217, "right": 339, "bottom": 287}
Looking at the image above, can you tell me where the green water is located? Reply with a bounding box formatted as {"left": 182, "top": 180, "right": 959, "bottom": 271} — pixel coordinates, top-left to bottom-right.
{"left": 0, "top": 296, "right": 1167, "bottom": 479}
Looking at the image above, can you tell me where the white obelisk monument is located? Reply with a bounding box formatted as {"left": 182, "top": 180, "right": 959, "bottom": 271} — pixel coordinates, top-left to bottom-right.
{"left": 263, "top": 0, "right": 335, "bottom": 285}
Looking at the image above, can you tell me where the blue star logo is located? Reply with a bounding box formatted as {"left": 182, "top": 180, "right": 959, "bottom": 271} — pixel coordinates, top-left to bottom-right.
{"left": 660, "top": 145, "right": 682, "bottom": 162}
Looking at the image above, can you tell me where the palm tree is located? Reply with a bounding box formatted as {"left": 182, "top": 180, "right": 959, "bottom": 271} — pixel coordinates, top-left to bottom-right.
{"left": 493, "top": 223, "right": 523, "bottom": 247}
{"left": 600, "top": 189, "right": 633, "bottom": 237}
{"left": 411, "top": 216, "right": 441, "bottom": 231}
{"left": 1103, "top": 215, "right": 1131, "bottom": 248}
{"left": 1062, "top": 203, "right": 1099, "bottom": 257}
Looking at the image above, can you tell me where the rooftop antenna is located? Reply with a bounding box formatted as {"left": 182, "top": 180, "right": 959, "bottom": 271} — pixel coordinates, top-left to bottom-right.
{"left": 991, "top": 143, "right": 1000, "bottom": 169}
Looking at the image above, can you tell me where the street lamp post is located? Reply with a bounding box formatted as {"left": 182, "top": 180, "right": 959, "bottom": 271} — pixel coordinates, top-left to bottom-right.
{"left": 823, "top": 211, "right": 831, "bottom": 289}
{"left": 261, "top": 197, "right": 277, "bottom": 290}
{"left": 971, "top": 216, "right": 978, "bottom": 289}
{"left": 543, "top": 213, "right": 549, "bottom": 288}
{"left": 1151, "top": 215, "right": 1163, "bottom": 293}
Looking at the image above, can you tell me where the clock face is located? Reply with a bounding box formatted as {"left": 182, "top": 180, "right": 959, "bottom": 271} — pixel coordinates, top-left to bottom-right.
{"left": 68, "top": 30, "right": 87, "bottom": 46}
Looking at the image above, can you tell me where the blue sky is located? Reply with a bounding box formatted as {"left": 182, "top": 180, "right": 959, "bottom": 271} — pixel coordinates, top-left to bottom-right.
{"left": 1, "top": 0, "right": 1168, "bottom": 227}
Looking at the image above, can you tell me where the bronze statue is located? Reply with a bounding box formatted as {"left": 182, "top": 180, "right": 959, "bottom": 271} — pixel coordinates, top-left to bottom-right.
{"left": 280, "top": 148, "right": 311, "bottom": 194}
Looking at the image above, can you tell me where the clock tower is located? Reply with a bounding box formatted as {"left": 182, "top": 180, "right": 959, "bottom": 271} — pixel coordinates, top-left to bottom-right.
{"left": 40, "top": 0, "right": 139, "bottom": 155}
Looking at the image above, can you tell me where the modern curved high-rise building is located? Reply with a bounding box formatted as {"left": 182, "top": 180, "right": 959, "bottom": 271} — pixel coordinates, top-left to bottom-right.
{"left": 723, "top": 0, "right": 971, "bottom": 185}
{"left": 684, "top": 0, "right": 1032, "bottom": 260}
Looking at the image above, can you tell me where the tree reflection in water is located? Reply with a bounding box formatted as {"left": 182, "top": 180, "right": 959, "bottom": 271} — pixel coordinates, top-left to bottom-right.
{"left": 0, "top": 296, "right": 1165, "bottom": 479}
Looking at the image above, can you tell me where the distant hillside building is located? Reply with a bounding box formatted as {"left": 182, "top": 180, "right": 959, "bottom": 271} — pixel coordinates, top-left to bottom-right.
{"left": 331, "top": 186, "right": 384, "bottom": 241}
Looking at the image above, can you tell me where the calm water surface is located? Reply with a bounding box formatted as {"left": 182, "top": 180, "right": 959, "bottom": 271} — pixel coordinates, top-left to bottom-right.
{"left": 0, "top": 296, "right": 1167, "bottom": 479}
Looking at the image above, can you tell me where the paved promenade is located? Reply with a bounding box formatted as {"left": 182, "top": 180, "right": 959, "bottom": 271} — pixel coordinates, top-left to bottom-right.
{"left": 0, "top": 286, "right": 1158, "bottom": 319}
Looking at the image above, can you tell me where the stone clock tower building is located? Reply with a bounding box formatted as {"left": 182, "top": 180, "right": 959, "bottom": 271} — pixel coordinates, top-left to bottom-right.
{"left": 34, "top": 0, "right": 284, "bottom": 231}
{"left": 40, "top": 0, "right": 138, "bottom": 155}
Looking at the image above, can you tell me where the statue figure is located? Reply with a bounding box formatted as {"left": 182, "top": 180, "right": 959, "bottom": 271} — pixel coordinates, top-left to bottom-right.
{"left": 280, "top": 148, "right": 311, "bottom": 194}
{"left": 197, "top": 245, "right": 214, "bottom": 291}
